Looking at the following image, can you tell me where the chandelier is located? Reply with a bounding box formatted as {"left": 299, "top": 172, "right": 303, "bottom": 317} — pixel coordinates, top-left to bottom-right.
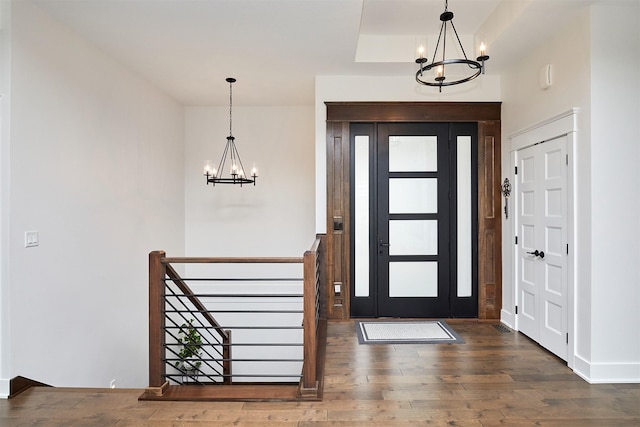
{"left": 204, "top": 77, "right": 257, "bottom": 186}
{"left": 415, "top": 0, "right": 489, "bottom": 92}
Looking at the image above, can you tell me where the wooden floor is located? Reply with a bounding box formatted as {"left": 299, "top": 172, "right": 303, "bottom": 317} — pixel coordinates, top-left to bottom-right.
{"left": 2, "top": 320, "right": 639, "bottom": 426}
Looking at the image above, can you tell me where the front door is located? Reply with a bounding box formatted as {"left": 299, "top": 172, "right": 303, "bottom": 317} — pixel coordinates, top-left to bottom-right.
{"left": 351, "top": 122, "right": 478, "bottom": 318}
{"left": 516, "top": 136, "right": 568, "bottom": 360}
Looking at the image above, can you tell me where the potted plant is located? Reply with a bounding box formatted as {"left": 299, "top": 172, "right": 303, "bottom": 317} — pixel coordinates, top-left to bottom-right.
{"left": 174, "top": 319, "right": 203, "bottom": 374}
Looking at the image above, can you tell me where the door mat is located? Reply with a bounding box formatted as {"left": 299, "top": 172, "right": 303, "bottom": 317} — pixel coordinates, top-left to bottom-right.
{"left": 356, "top": 320, "right": 464, "bottom": 344}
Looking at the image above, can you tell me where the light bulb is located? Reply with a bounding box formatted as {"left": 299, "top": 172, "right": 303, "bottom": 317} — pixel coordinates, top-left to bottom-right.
{"left": 203, "top": 160, "right": 213, "bottom": 175}
{"left": 480, "top": 42, "right": 486, "bottom": 56}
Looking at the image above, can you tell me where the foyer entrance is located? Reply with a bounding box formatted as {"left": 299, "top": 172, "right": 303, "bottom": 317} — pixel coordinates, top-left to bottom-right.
{"left": 350, "top": 122, "right": 478, "bottom": 318}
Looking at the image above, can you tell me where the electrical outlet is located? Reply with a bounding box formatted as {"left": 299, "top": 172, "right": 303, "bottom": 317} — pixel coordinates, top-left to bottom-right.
{"left": 110, "top": 379, "right": 116, "bottom": 389}
{"left": 25, "top": 231, "right": 39, "bottom": 248}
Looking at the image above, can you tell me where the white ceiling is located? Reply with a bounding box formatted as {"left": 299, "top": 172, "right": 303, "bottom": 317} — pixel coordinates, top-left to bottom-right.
{"left": 31, "top": 0, "right": 598, "bottom": 106}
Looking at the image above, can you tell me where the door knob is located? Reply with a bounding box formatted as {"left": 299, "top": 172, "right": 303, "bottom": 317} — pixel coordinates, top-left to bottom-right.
{"left": 526, "top": 250, "right": 545, "bottom": 259}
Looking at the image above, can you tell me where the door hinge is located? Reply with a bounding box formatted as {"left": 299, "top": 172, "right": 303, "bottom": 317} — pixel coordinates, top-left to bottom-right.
{"left": 515, "top": 166, "right": 518, "bottom": 175}
{"left": 567, "top": 244, "right": 569, "bottom": 254}
{"left": 566, "top": 154, "right": 569, "bottom": 165}
{"left": 515, "top": 236, "right": 518, "bottom": 245}
{"left": 515, "top": 305, "right": 518, "bottom": 314}
{"left": 566, "top": 333, "right": 569, "bottom": 344}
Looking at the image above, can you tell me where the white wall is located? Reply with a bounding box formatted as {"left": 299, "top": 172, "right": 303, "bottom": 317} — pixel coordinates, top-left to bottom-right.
{"left": 181, "top": 105, "right": 315, "bottom": 382}
{"left": 314, "top": 74, "right": 501, "bottom": 233}
{"left": 185, "top": 105, "right": 316, "bottom": 259}
{"left": 501, "top": 3, "right": 640, "bottom": 382}
{"left": 500, "top": 7, "right": 592, "bottom": 360}
{"left": 0, "top": 0, "right": 12, "bottom": 398}
{"left": 3, "top": 0, "right": 185, "bottom": 390}
{"left": 588, "top": 3, "right": 640, "bottom": 381}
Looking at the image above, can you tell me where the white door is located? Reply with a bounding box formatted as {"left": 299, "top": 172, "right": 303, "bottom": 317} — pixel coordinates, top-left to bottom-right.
{"left": 516, "top": 136, "right": 568, "bottom": 360}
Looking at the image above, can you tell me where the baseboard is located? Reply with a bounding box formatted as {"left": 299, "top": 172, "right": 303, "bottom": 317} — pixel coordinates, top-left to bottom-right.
{"left": 573, "top": 355, "right": 640, "bottom": 383}
{"left": 0, "top": 378, "right": 9, "bottom": 399}
{"left": 500, "top": 309, "right": 515, "bottom": 330}
{"left": 9, "top": 376, "right": 52, "bottom": 398}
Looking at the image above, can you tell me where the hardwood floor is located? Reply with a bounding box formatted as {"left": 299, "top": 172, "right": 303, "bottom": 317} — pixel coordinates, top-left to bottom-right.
{"left": 2, "top": 320, "right": 639, "bottom": 426}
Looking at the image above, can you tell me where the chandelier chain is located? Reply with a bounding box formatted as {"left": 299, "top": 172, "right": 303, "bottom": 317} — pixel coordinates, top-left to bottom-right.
{"left": 229, "top": 79, "right": 233, "bottom": 137}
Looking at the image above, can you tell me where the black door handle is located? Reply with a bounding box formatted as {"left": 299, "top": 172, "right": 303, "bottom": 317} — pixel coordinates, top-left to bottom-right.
{"left": 526, "top": 250, "right": 545, "bottom": 259}
{"left": 379, "top": 241, "right": 390, "bottom": 247}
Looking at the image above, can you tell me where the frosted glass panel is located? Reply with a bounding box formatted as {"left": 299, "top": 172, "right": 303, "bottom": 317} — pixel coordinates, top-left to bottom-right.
{"left": 389, "top": 220, "right": 437, "bottom": 255}
{"left": 457, "top": 136, "right": 472, "bottom": 297}
{"left": 354, "top": 136, "right": 369, "bottom": 297}
{"left": 389, "top": 178, "right": 437, "bottom": 213}
{"left": 389, "top": 262, "right": 438, "bottom": 297}
{"left": 389, "top": 136, "right": 437, "bottom": 172}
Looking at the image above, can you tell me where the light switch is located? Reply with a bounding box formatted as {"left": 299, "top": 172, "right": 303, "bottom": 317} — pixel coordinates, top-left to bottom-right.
{"left": 25, "top": 231, "right": 39, "bottom": 248}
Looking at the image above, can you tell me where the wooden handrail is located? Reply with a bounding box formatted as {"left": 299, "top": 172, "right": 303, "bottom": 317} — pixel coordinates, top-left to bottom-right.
{"left": 164, "top": 264, "right": 230, "bottom": 342}
{"left": 163, "top": 257, "right": 303, "bottom": 264}
{"left": 163, "top": 264, "right": 233, "bottom": 384}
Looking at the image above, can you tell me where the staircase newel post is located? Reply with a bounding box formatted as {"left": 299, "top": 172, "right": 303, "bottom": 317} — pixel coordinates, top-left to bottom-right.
{"left": 149, "top": 250, "right": 166, "bottom": 388}
{"left": 302, "top": 249, "right": 317, "bottom": 391}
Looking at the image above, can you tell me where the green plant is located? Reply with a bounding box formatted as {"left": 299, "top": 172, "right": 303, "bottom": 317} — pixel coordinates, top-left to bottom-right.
{"left": 174, "top": 319, "right": 203, "bottom": 372}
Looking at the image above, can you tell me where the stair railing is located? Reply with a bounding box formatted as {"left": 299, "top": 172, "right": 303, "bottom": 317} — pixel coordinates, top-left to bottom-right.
{"left": 147, "top": 235, "right": 324, "bottom": 398}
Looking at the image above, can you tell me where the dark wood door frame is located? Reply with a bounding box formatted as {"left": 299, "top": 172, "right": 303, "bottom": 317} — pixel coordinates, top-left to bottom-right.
{"left": 325, "top": 102, "right": 502, "bottom": 320}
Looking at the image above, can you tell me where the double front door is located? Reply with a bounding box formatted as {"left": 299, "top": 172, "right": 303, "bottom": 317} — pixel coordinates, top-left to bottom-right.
{"left": 351, "top": 123, "right": 478, "bottom": 318}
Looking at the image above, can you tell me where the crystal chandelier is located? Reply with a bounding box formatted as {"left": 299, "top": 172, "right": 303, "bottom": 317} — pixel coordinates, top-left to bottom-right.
{"left": 204, "top": 78, "right": 257, "bottom": 186}
{"left": 415, "top": 0, "right": 489, "bottom": 92}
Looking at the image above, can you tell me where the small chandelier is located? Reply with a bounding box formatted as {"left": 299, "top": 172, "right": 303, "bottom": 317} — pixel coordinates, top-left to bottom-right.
{"left": 415, "top": 0, "right": 489, "bottom": 92}
{"left": 204, "top": 77, "right": 257, "bottom": 186}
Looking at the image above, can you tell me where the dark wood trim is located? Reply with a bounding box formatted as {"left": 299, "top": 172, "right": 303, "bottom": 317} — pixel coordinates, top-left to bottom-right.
{"left": 139, "top": 320, "right": 327, "bottom": 402}
{"left": 143, "top": 381, "right": 169, "bottom": 398}
{"left": 140, "top": 383, "right": 307, "bottom": 402}
{"left": 148, "top": 250, "right": 166, "bottom": 388}
{"left": 325, "top": 102, "right": 502, "bottom": 320}
{"left": 477, "top": 120, "right": 502, "bottom": 319}
{"left": 9, "top": 376, "right": 52, "bottom": 399}
{"left": 326, "top": 102, "right": 501, "bottom": 123}
{"left": 301, "top": 236, "right": 323, "bottom": 393}
{"left": 325, "top": 122, "right": 351, "bottom": 320}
